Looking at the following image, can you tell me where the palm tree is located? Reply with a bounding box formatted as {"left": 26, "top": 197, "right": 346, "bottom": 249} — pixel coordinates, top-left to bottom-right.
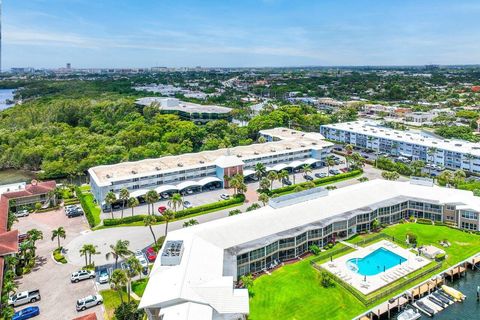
{"left": 110, "top": 269, "right": 128, "bottom": 304}
{"left": 278, "top": 170, "right": 289, "bottom": 187}
{"left": 302, "top": 164, "right": 312, "bottom": 177}
{"left": 127, "top": 197, "right": 139, "bottom": 217}
{"left": 453, "top": 169, "right": 466, "bottom": 187}
{"left": 106, "top": 239, "right": 132, "bottom": 269}
{"left": 145, "top": 190, "right": 159, "bottom": 215}
{"left": 162, "top": 210, "right": 176, "bottom": 237}
{"left": 254, "top": 163, "right": 267, "bottom": 180}
{"left": 125, "top": 256, "right": 143, "bottom": 302}
{"left": 427, "top": 147, "right": 437, "bottom": 174}
{"left": 411, "top": 160, "right": 425, "bottom": 176}
{"left": 119, "top": 188, "right": 130, "bottom": 219}
{"left": 464, "top": 153, "right": 474, "bottom": 172}
{"left": 382, "top": 171, "right": 400, "bottom": 181}
{"left": 267, "top": 171, "right": 278, "bottom": 190}
{"left": 143, "top": 215, "right": 158, "bottom": 244}
{"left": 326, "top": 156, "right": 335, "bottom": 176}
{"left": 350, "top": 152, "right": 366, "bottom": 169}
{"left": 259, "top": 178, "right": 270, "bottom": 191}
{"left": 51, "top": 227, "right": 66, "bottom": 249}
{"left": 85, "top": 244, "right": 99, "bottom": 266}
{"left": 258, "top": 193, "right": 270, "bottom": 206}
{"left": 168, "top": 193, "right": 183, "bottom": 212}
{"left": 79, "top": 245, "right": 89, "bottom": 267}
{"left": 26, "top": 229, "right": 43, "bottom": 256}
{"left": 345, "top": 144, "right": 354, "bottom": 170}
{"left": 105, "top": 191, "right": 117, "bottom": 219}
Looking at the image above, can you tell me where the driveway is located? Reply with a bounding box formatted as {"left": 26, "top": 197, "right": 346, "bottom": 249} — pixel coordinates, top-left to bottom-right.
{"left": 13, "top": 208, "right": 104, "bottom": 320}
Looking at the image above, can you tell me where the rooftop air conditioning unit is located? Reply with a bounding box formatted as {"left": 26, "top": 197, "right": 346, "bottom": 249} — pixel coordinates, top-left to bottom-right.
{"left": 177, "top": 163, "right": 183, "bottom": 167}
{"left": 199, "top": 160, "right": 205, "bottom": 164}
{"left": 131, "top": 170, "right": 137, "bottom": 174}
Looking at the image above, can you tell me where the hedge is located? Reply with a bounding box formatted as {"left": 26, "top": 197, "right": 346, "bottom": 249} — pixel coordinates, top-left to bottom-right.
{"left": 35, "top": 205, "right": 60, "bottom": 213}
{"left": 270, "top": 170, "right": 362, "bottom": 195}
{"left": 103, "top": 194, "right": 245, "bottom": 227}
{"left": 64, "top": 198, "right": 80, "bottom": 205}
{"left": 416, "top": 218, "right": 433, "bottom": 225}
{"left": 76, "top": 186, "right": 100, "bottom": 227}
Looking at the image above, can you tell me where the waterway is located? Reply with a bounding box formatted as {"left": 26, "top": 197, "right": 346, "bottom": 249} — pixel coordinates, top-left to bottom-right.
{"left": 0, "top": 88, "right": 15, "bottom": 111}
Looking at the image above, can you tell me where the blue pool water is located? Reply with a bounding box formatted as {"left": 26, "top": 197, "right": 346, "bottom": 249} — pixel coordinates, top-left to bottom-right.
{"left": 347, "top": 248, "right": 407, "bottom": 276}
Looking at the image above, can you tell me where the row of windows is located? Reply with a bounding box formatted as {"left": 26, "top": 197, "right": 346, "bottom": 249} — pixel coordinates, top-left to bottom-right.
{"left": 461, "top": 221, "right": 478, "bottom": 231}
{"left": 461, "top": 211, "right": 478, "bottom": 220}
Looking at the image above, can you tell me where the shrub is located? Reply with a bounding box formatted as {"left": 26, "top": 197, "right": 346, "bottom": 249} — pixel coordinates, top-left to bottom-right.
{"left": 406, "top": 232, "right": 417, "bottom": 245}
{"left": 328, "top": 242, "right": 334, "bottom": 248}
{"left": 416, "top": 218, "right": 433, "bottom": 225}
{"left": 309, "top": 245, "right": 321, "bottom": 255}
{"left": 319, "top": 271, "right": 335, "bottom": 288}
{"left": 229, "top": 209, "right": 242, "bottom": 216}
{"left": 435, "top": 253, "right": 446, "bottom": 261}
{"left": 246, "top": 203, "right": 261, "bottom": 212}
{"left": 53, "top": 248, "right": 67, "bottom": 264}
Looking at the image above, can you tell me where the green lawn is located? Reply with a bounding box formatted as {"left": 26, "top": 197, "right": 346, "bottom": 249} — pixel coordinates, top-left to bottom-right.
{"left": 100, "top": 289, "right": 129, "bottom": 320}
{"left": 132, "top": 278, "right": 149, "bottom": 297}
{"left": 249, "top": 223, "right": 480, "bottom": 320}
{"left": 249, "top": 255, "right": 366, "bottom": 320}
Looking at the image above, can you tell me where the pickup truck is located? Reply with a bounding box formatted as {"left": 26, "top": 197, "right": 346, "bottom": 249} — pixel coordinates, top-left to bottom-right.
{"left": 8, "top": 290, "right": 41, "bottom": 307}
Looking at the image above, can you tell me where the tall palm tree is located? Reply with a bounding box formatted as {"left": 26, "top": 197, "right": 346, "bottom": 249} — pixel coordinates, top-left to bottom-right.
{"left": 267, "top": 171, "right": 278, "bottom": 190}
{"left": 127, "top": 197, "right": 139, "bottom": 217}
{"left": 105, "top": 191, "right": 117, "bottom": 219}
{"left": 110, "top": 269, "right": 128, "bottom": 304}
{"left": 168, "top": 193, "right": 183, "bottom": 212}
{"left": 145, "top": 190, "right": 159, "bottom": 215}
{"left": 278, "top": 170, "right": 289, "bottom": 186}
{"left": 119, "top": 188, "right": 130, "bottom": 219}
{"left": 81, "top": 244, "right": 99, "bottom": 266}
{"left": 302, "top": 164, "right": 312, "bottom": 177}
{"left": 125, "top": 256, "right": 143, "bottom": 302}
{"left": 51, "top": 227, "right": 66, "bottom": 249}
{"left": 79, "top": 245, "right": 89, "bottom": 267}
{"left": 143, "top": 215, "right": 158, "bottom": 244}
{"left": 258, "top": 193, "right": 270, "bottom": 206}
{"left": 26, "top": 229, "right": 43, "bottom": 256}
{"left": 162, "top": 210, "right": 176, "bottom": 237}
{"left": 326, "top": 156, "right": 335, "bottom": 176}
{"left": 106, "top": 239, "right": 132, "bottom": 269}
{"left": 254, "top": 163, "right": 267, "bottom": 180}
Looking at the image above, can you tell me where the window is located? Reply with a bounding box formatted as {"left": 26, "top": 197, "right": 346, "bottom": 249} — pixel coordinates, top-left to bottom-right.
{"left": 461, "top": 211, "right": 478, "bottom": 220}
{"left": 461, "top": 221, "right": 477, "bottom": 231}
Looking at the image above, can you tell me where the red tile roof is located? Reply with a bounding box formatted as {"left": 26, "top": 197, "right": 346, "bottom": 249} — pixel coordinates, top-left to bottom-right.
{"left": 72, "top": 313, "right": 98, "bottom": 320}
{"left": 2, "top": 180, "right": 56, "bottom": 200}
{"left": 0, "top": 230, "right": 19, "bottom": 256}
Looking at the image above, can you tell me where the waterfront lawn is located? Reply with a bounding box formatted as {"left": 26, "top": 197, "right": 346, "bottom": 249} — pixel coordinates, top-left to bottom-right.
{"left": 381, "top": 223, "right": 480, "bottom": 267}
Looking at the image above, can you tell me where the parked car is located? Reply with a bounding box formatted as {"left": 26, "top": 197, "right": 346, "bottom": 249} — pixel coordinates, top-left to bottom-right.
{"left": 160, "top": 193, "right": 170, "bottom": 199}
{"left": 134, "top": 250, "right": 149, "bottom": 268}
{"left": 145, "top": 247, "right": 157, "bottom": 262}
{"left": 98, "top": 268, "right": 109, "bottom": 284}
{"left": 8, "top": 290, "right": 41, "bottom": 307}
{"left": 14, "top": 210, "right": 29, "bottom": 218}
{"left": 18, "top": 233, "right": 30, "bottom": 243}
{"left": 183, "top": 201, "right": 193, "bottom": 209}
{"left": 67, "top": 208, "right": 84, "bottom": 218}
{"left": 76, "top": 294, "right": 103, "bottom": 312}
{"left": 12, "top": 306, "right": 40, "bottom": 320}
{"left": 71, "top": 270, "right": 95, "bottom": 283}
{"left": 157, "top": 206, "right": 167, "bottom": 213}
{"left": 220, "top": 194, "right": 230, "bottom": 200}
{"left": 329, "top": 169, "right": 338, "bottom": 175}
{"left": 186, "top": 189, "right": 194, "bottom": 195}
{"left": 315, "top": 172, "right": 326, "bottom": 178}
{"left": 282, "top": 178, "right": 292, "bottom": 186}
{"left": 303, "top": 174, "right": 313, "bottom": 181}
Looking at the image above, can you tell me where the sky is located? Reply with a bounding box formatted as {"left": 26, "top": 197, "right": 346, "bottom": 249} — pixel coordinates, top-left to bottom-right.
{"left": 3, "top": 0, "right": 480, "bottom": 68}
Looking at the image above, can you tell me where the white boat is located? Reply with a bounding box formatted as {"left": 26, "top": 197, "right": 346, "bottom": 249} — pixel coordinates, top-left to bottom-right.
{"left": 397, "top": 308, "right": 421, "bottom": 320}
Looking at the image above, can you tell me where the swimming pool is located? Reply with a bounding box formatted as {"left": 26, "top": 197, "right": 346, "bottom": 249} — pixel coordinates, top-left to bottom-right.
{"left": 347, "top": 247, "right": 407, "bottom": 276}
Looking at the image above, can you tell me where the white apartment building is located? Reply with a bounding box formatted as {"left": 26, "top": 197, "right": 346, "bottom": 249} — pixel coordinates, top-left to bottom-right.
{"left": 88, "top": 128, "right": 333, "bottom": 207}
{"left": 321, "top": 120, "right": 480, "bottom": 173}
{"left": 139, "top": 179, "right": 480, "bottom": 320}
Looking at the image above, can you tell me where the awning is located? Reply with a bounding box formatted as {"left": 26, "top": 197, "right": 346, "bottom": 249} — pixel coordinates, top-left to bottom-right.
{"left": 303, "top": 158, "right": 321, "bottom": 166}
{"left": 272, "top": 163, "right": 291, "bottom": 172}
{"left": 243, "top": 169, "right": 255, "bottom": 177}
{"left": 198, "top": 177, "right": 222, "bottom": 186}
{"left": 155, "top": 185, "right": 178, "bottom": 194}
{"left": 289, "top": 160, "right": 304, "bottom": 168}
{"left": 130, "top": 189, "right": 149, "bottom": 198}
{"left": 176, "top": 181, "right": 202, "bottom": 191}
{"left": 265, "top": 166, "right": 276, "bottom": 172}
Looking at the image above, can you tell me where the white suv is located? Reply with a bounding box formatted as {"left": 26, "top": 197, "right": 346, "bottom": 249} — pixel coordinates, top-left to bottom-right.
{"left": 71, "top": 270, "right": 95, "bottom": 283}
{"left": 134, "top": 250, "right": 149, "bottom": 269}
{"left": 76, "top": 294, "right": 103, "bottom": 311}
{"left": 15, "top": 210, "right": 29, "bottom": 218}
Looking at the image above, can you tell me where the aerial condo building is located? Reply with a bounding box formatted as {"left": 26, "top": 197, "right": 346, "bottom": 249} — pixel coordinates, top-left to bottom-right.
{"left": 139, "top": 179, "right": 480, "bottom": 319}
{"left": 88, "top": 128, "right": 334, "bottom": 208}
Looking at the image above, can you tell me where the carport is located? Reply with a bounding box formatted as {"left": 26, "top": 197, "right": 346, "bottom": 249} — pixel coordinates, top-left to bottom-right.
{"left": 243, "top": 169, "right": 255, "bottom": 178}
{"left": 176, "top": 181, "right": 202, "bottom": 192}
{"left": 289, "top": 160, "right": 305, "bottom": 168}
{"left": 155, "top": 185, "right": 178, "bottom": 195}
{"left": 198, "top": 177, "right": 222, "bottom": 188}
{"left": 272, "top": 163, "right": 292, "bottom": 172}
{"left": 130, "top": 189, "right": 149, "bottom": 198}
{"left": 302, "top": 158, "right": 322, "bottom": 167}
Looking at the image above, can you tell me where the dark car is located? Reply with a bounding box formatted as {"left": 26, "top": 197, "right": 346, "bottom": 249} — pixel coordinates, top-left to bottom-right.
{"left": 282, "top": 178, "right": 292, "bottom": 186}
{"left": 315, "top": 172, "right": 326, "bottom": 178}
{"left": 303, "top": 174, "right": 313, "bottom": 181}
{"left": 18, "top": 233, "right": 30, "bottom": 243}
{"left": 67, "top": 208, "right": 84, "bottom": 218}
{"left": 12, "top": 306, "right": 40, "bottom": 320}
{"left": 145, "top": 247, "right": 157, "bottom": 262}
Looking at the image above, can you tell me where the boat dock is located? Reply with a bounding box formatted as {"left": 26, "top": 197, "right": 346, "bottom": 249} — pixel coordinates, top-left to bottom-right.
{"left": 354, "top": 252, "right": 480, "bottom": 319}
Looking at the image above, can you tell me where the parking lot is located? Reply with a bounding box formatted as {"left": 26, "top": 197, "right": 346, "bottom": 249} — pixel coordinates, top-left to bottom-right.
{"left": 12, "top": 208, "right": 104, "bottom": 320}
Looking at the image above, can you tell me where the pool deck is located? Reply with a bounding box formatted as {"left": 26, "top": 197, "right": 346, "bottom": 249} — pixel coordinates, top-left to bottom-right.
{"left": 321, "top": 240, "right": 430, "bottom": 294}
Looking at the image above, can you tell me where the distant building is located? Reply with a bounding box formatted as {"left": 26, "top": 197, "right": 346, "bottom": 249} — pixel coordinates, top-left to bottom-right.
{"left": 66, "top": 63, "right": 71, "bottom": 70}
{"left": 0, "top": 180, "right": 57, "bottom": 211}
{"left": 136, "top": 97, "right": 232, "bottom": 123}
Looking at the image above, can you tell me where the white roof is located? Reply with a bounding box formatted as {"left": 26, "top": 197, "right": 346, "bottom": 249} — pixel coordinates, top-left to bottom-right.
{"left": 323, "top": 120, "right": 480, "bottom": 157}
{"left": 243, "top": 169, "right": 255, "bottom": 177}
{"left": 198, "top": 177, "right": 222, "bottom": 185}
{"left": 155, "top": 185, "right": 178, "bottom": 194}
{"left": 140, "top": 179, "right": 480, "bottom": 318}
{"left": 176, "top": 181, "right": 202, "bottom": 191}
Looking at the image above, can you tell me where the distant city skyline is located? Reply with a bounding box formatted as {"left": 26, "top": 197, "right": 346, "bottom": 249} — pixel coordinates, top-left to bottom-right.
{"left": 3, "top": 0, "right": 480, "bottom": 69}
